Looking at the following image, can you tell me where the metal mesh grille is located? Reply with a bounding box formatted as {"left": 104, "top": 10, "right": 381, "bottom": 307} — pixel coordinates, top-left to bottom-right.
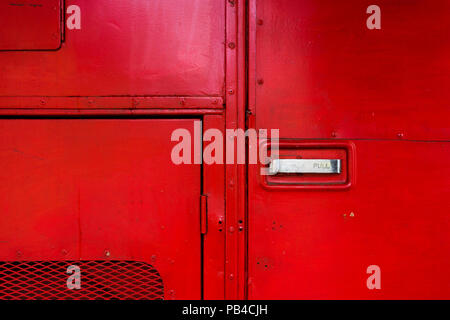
{"left": 0, "top": 260, "right": 164, "bottom": 300}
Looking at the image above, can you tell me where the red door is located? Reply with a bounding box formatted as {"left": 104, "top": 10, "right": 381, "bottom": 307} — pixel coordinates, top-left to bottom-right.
{"left": 0, "top": 119, "right": 201, "bottom": 299}
{"left": 248, "top": 0, "right": 450, "bottom": 299}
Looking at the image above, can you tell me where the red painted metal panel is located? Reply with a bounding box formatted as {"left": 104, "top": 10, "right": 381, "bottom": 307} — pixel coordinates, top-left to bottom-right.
{"left": 0, "top": 0, "right": 230, "bottom": 300}
{"left": 0, "top": 0, "right": 447, "bottom": 301}
{"left": 0, "top": 0, "right": 62, "bottom": 51}
{"left": 249, "top": 140, "right": 450, "bottom": 299}
{"left": 0, "top": 0, "right": 225, "bottom": 97}
{"left": 253, "top": 0, "right": 450, "bottom": 141}
{"left": 0, "top": 119, "right": 201, "bottom": 299}
{"left": 202, "top": 115, "right": 226, "bottom": 299}
{"left": 0, "top": 108, "right": 223, "bottom": 116}
{"left": 248, "top": 0, "right": 450, "bottom": 299}
{"left": 225, "top": 0, "right": 247, "bottom": 299}
{"left": 0, "top": 96, "right": 223, "bottom": 110}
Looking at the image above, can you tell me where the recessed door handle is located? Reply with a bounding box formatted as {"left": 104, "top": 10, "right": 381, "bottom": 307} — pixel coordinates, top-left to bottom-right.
{"left": 269, "top": 159, "right": 341, "bottom": 175}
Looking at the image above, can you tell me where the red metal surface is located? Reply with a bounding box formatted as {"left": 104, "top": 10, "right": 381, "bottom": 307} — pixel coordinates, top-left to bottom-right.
{"left": 0, "top": 0, "right": 225, "bottom": 97}
{"left": 0, "top": 0, "right": 62, "bottom": 51}
{"left": 0, "top": 0, "right": 229, "bottom": 300}
{"left": 0, "top": 108, "right": 223, "bottom": 116}
{"left": 0, "top": 0, "right": 448, "bottom": 301}
{"left": 253, "top": 0, "right": 450, "bottom": 141}
{"left": 248, "top": 140, "right": 450, "bottom": 299}
{"left": 225, "top": 0, "right": 247, "bottom": 299}
{"left": 0, "top": 119, "right": 201, "bottom": 299}
{"left": 248, "top": 0, "right": 450, "bottom": 299}
{"left": 202, "top": 115, "right": 226, "bottom": 299}
{"left": 0, "top": 260, "right": 164, "bottom": 300}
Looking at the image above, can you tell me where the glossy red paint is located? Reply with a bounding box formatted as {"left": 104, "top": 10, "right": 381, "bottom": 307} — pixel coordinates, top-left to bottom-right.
{"left": 0, "top": 0, "right": 448, "bottom": 300}
{"left": 0, "top": 0, "right": 225, "bottom": 97}
{"left": 248, "top": 0, "right": 450, "bottom": 299}
{"left": 0, "top": 119, "right": 201, "bottom": 299}
{"left": 203, "top": 115, "right": 226, "bottom": 299}
{"left": 0, "top": 0, "right": 62, "bottom": 51}
{"left": 0, "top": 0, "right": 230, "bottom": 300}
{"left": 248, "top": 140, "right": 450, "bottom": 299}
{"left": 224, "top": 0, "right": 247, "bottom": 300}
{"left": 0, "top": 96, "right": 223, "bottom": 109}
{"left": 260, "top": 141, "right": 355, "bottom": 190}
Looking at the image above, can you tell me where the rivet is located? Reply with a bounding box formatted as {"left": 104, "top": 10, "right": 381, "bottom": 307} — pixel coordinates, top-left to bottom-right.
{"left": 257, "top": 78, "right": 264, "bottom": 85}
{"left": 331, "top": 132, "right": 337, "bottom": 137}
{"left": 228, "top": 88, "right": 234, "bottom": 95}
{"left": 228, "top": 42, "right": 236, "bottom": 49}
{"left": 61, "top": 249, "right": 68, "bottom": 256}
{"left": 257, "top": 19, "right": 264, "bottom": 26}
{"left": 397, "top": 133, "right": 404, "bottom": 138}
{"left": 229, "top": 273, "right": 234, "bottom": 280}
{"left": 229, "top": 226, "right": 235, "bottom": 233}
{"left": 228, "top": 0, "right": 235, "bottom": 7}
{"left": 40, "top": 99, "right": 46, "bottom": 105}
{"left": 104, "top": 250, "right": 110, "bottom": 257}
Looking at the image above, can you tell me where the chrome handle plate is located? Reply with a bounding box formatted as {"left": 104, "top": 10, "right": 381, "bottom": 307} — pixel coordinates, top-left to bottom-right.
{"left": 269, "top": 159, "right": 341, "bottom": 175}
